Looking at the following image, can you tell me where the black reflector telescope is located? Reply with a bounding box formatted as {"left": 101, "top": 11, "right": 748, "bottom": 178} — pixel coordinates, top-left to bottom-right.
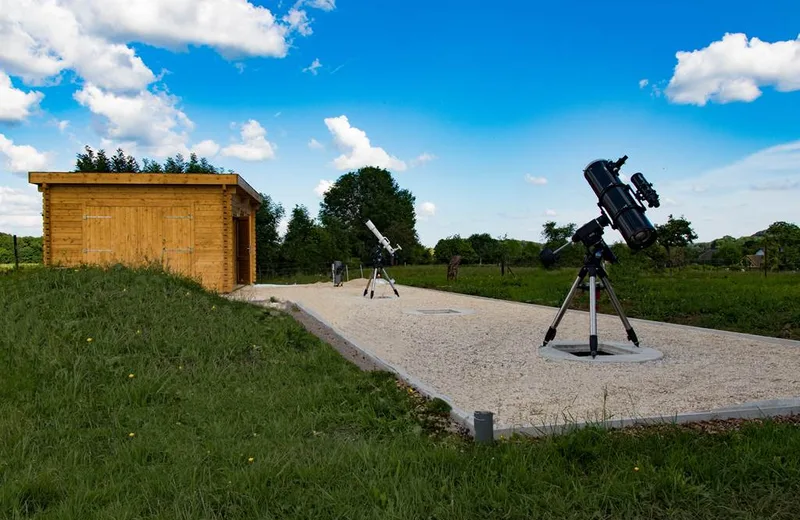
{"left": 583, "top": 156, "right": 660, "bottom": 250}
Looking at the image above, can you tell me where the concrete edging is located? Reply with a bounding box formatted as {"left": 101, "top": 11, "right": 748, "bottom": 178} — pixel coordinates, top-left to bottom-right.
{"left": 287, "top": 300, "right": 477, "bottom": 435}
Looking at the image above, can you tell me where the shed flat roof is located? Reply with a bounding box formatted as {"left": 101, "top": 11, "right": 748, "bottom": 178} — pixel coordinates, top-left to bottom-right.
{"left": 28, "top": 172, "right": 263, "bottom": 205}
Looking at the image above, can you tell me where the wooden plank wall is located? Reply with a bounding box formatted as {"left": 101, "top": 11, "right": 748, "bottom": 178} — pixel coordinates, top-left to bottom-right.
{"left": 48, "top": 185, "right": 228, "bottom": 292}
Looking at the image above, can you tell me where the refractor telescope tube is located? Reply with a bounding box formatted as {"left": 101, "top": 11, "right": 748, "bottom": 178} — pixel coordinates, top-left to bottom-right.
{"left": 365, "top": 219, "right": 402, "bottom": 254}
{"left": 583, "top": 160, "right": 658, "bottom": 250}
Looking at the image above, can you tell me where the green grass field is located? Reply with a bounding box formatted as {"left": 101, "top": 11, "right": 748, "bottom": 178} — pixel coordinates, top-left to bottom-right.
{"left": 262, "top": 264, "right": 800, "bottom": 340}
{"left": 3, "top": 266, "right": 800, "bottom": 518}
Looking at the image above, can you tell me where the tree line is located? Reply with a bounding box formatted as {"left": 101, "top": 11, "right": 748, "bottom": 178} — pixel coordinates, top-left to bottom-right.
{"left": 0, "top": 234, "right": 42, "bottom": 264}
{"left": 6, "top": 145, "right": 798, "bottom": 275}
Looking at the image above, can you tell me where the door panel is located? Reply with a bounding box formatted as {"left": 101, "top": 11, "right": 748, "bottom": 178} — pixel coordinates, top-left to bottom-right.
{"left": 83, "top": 206, "right": 115, "bottom": 266}
{"left": 161, "top": 206, "right": 193, "bottom": 277}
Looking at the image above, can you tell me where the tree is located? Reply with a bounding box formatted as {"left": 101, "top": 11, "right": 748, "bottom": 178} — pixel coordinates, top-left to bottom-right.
{"left": 111, "top": 148, "right": 139, "bottom": 172}
{"left": 655, "top": 214, "right": 698, "bottom": 267}
{"left": 468, "top": 233, "right": 500, "bottom": 264}
{"left": 254, "top": 194, "right": 285, "bottom": 276}
{"left": 73, "top": 146, "right": 226, "bottom": 174}
{"left": 434, "top": 235, "right": 476, "bottom": 264}
{"left": 318, "top": 167, "right": 421, "bottom": 263}
{"left": 280, "top": 205, "right": 325, "bottom": 271}
{"left": 762, "top": 221, "right": 800, "bottom": 271}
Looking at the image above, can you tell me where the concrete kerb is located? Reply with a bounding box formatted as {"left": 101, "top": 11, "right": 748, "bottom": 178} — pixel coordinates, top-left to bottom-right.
{"left": 286, "top": 300, "right": 477, "bottom": 436}
{"left": 496, "top": 398, "right": 800, "bottom": 438}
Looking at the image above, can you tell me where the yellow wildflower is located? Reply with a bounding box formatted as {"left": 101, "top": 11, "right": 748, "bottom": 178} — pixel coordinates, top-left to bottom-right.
{"left": 248, "top": 457, "right": 254, "bottom": 463}
{"left": 128, "top": 373, "right": 135, "bottom": 379}
{"left": 87, "top": 337, "right": 93, "bottom": 342}
{"left": 129, "top": 432, "right": 135, "bottom": 438}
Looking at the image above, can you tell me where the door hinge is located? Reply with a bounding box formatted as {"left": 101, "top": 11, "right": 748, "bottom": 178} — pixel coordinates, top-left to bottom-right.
{"left": 163, "top": 247, "right": 193, "bottom": 253}
{"left": 83, "top": 249, "right": 113, "bottom": 253}
{"left": 165, "top": 214, "right": 192, "bottom": 219}
{"left": 83, "top": 215, "right": 112, "bottom": 219}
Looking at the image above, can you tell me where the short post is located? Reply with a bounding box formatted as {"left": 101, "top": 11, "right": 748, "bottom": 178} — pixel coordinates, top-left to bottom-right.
{"left": 360, "top": 264, "right": 363, "bottom": 279}
{"left": 473, "top": 410, "right": 494, "bottom": 444}
{"left": 346, "top": 265, "right": 350, "bottom": 282}
{"left": 13, "top": 234, "right": 19, "bottom": 269}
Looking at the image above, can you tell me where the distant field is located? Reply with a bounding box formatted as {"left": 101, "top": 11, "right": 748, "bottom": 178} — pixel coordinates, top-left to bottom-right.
{"left": 261, "top": 264, "right": 800, "bottom": 340}
{"left": 3, "top": 266, "right": 800, "bottom": 518}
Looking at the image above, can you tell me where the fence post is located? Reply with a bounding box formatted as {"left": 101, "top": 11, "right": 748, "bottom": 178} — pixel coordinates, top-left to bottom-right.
{"left": 13, "top": 235, "right": 19, "bottom": 269}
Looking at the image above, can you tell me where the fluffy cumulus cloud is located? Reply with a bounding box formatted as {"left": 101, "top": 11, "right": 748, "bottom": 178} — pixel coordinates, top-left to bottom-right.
{"left": 416, "top": 201, "right": 436, "bottom": 220}
{"left": 0, "top": 185, "right": 43, "bottom": 235}
{"left": 308, "top": 138, "right": 324, "bottom": 150}
{"left": 544, "top": 209, "right": 557, "bottom": 217}
{"left": 664, "top": 32, "right": 800, "bottom": 106}
{"left": 323, "top": 115, "right": 406, "bottom": 171}
{"left": 73, "top": 84, "right": 195, "bottom": 157}
{"left": 0, "top": 71, "right": 44, "bottom": 122}
{"left": 221, "top": 120, "right": 276, "bottom": 161}
{"left": 524, "top": 174, "right": 547, "bottom": 185}
{"left": 0, "top": 0, "right": 328, "bottom": 92}
{"left": 192, "top": 139, "right": 221, "bottom": 157}
{"left": 0, "top": 134, "right": 50, "bottom": 175}
{"left": 314, "top": 179, "right": 334, "bottom": 197}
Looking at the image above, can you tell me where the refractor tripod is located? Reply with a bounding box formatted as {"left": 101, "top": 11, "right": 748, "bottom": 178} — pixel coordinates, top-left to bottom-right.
{"left": 363, "top": 247, "right": 400, "bottom": 299}
{"left": 541, "top": 223, "right": 640, "bottom": 358}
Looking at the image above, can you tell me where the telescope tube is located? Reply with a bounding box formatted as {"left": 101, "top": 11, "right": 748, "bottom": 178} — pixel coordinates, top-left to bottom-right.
{"left": 583, "top": 160, "right": 657, "bottom": 250}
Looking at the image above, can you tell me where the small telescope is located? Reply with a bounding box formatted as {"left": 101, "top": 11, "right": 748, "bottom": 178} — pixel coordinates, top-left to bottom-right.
{"left": 363, "top": 220, "right": 401, "bottom": 298}
{"left": 539, "top": 155, "right": 661, "bottom": 358}
{"left": 366, "top": 219, "right": 402, "bottom": 256}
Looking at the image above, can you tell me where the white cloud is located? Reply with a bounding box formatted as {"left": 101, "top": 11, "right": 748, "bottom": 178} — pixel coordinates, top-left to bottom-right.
{"left": 73, "top": 83, "right": 194, "bottom": 157}
{"left": 282, "top": 8, "right": 312, "bottom": 36}
{"left": 544, "top": 209, "right": 557, "bottom": 217}
{"left": 416, "top": 201, "right": 436, "bottom": 220}
{"left": 314, "top": 179, "right": 334, "bottom": 197}
{"left": 305, "top": 0, "right": 336, "bottom": 11}
{"left": 308, "top": 138, "right": 324, "bottom": 150}
{"left": 664, "top": 32, "right": 800, "bottom": 106}
{"left": 303, "top": 58, "right": 322, "bottom": 75}
{"left": 221, "top": 120, "right": 276, "bottom": 161}
{"left": 0, "top": 185, "right": 43, "bottom": 235}
{"left": 639, "top": 79, "right": 649, "bottom": 88}
{"left": 191, "top": 139, "right": 220, "bottom": 157}
{"left": 57, "top": 120, "right": 70, "bottom": 132}
{"left": 410, "top": 152, "right": 436, "bottom": 167}
{"left": 0, "top": 134, "right": 50, "bottom": 175}
{"left": 0, "top": 70, "right": 44, "bottom": 122}
{"left": 524, "top": 174, "right": 547, "bottom": 185}
{"left": 323, "top": 115, "right": 406, "bottom": 171}
{"left": 0, "top": 0, "right": 326, "bottom": 92}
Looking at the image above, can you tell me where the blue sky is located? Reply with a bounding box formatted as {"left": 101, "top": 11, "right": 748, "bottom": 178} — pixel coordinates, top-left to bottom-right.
{"left": 1, "top": 0, "right": 799, "bottom": 247}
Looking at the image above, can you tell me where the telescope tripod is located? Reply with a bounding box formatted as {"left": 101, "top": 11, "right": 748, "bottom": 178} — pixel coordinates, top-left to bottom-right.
{"left": 541, "top": 244, "right": 639, "bottom": 358}
{"left": 363, "top": 257, "right": 400, "bottom": 299}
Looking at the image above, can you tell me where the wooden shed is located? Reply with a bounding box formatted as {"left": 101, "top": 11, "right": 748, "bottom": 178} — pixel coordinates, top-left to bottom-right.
{"left": 28, "top": 172, "right": 262, "bottom": 293}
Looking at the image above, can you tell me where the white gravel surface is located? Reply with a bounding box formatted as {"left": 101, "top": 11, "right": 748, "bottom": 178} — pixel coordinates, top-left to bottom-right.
{"left": 231, "top": 280, "right": 800, "bottom": 429}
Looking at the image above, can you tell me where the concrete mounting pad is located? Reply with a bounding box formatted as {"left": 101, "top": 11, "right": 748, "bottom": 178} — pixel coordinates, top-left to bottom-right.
{"left": 540, "top": 340, "right": 664, "bottom": 363}
{"left": 229, "top": 281, "right": 800, "bottom": 437}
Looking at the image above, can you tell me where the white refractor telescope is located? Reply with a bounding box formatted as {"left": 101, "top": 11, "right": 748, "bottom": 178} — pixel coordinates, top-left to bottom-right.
{"left": 366, "top": 219, "right": 402, "bottom": 256}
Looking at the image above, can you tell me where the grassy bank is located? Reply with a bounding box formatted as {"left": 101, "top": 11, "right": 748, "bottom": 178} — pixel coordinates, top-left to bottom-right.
{"left": 3, "top": 266, "right": 800, "bottom": 519}
{"left": 261, "top": 264, "right": 800, "bottom": 340}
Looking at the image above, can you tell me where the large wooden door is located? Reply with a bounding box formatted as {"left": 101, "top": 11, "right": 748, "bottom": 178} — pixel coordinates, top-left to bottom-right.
{"left": 82, "top": 205, "right": 194, "bottom": 277}
{"left": 235, "top": 217, "right": 250, "bottom": 285}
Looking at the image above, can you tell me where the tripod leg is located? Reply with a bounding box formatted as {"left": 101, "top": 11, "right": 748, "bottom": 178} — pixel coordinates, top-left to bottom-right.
{"left": 599, "top": 273, "right": 640, "bottom": 347}
{"left": 370, "top": 268, "right": 378, "bottom": 299}
{"left": 542, "top": 268, "right": 586, "bottom": 347}
{"left": 588, "top": 271, "right": 598, "bottom": 359}
{"left": 381, "top": 268, "right": 400, "bottom": 297}
{"left": 363, "top": 270, "right": 373, "bottom": 297}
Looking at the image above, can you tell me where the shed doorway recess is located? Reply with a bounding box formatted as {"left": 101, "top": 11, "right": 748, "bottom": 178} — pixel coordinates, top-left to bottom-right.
{"left": 234, "top": 217, "right": 252, "bottom": 285}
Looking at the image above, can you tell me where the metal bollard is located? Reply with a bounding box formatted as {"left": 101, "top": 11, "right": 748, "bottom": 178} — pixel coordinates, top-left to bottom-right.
{"left": 473, "top": 410, "right": 494, "bottom": 444}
